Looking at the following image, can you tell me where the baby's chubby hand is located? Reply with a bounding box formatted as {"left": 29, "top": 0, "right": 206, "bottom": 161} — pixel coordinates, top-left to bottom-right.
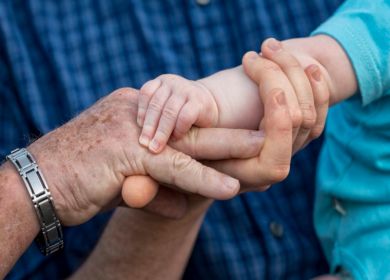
{"left": 137, "top": 74, "right": 219, "bottom": 153}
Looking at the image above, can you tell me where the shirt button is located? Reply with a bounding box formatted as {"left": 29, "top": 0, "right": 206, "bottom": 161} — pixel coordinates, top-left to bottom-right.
{"left": 196, "top": 0, "right": 211, "bottom": 5}
{"left": 269, "top": 221, "right": 284, "bottom": 238}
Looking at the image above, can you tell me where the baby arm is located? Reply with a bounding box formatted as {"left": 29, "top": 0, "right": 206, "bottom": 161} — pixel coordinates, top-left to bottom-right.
{"left": 136, "top": 35, "right": 358, "bottom": 155}
{"left": 137, "top": 67, "right": 262, "bottom": 153}
{"left": 198, "top": 66, "right": 263, "bottom": 130}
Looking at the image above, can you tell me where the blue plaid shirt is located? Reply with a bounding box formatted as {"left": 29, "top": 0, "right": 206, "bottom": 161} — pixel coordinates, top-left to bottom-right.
{"left": 1, "top": 0, "right": 344, "bottom": 279}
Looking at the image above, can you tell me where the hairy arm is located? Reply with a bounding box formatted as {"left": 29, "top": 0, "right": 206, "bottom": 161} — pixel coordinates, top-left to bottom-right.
{"left": 0, "top": 89, "right": 249, "bottom": 278}
{"left": 0, "top": 163, "right": 40, "bottom": 278}
{"left": 71, "top": 199, "right": 211, "bottom": 280}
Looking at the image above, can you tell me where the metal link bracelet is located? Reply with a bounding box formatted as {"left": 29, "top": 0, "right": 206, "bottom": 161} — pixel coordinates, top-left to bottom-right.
{"left": 7, "top": 148, "right": 64, "bottom": 256}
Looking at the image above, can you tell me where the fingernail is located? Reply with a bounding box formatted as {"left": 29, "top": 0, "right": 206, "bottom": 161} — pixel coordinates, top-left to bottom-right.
{"left": 275, "top": 91, "right": 286, "bottom": 105}
{"left": 224, "top": 177, "right": 239, "bottom": 191}
{"left": 139, "top": 134, "right": 150, "bottom": 147}
{"left": 149, "top": 139, "right": 160, "bottom": 153}
{"left": 246, "top": 51, "right": 259, "bottom": 60}
{"left": 309, "top": 65, "right": 321, "bottom": 82}
{"left": 267, "top": 38, "right": 282, "bottom": 52}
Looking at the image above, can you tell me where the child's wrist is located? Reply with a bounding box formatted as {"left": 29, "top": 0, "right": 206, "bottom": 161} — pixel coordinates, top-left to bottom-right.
{"left": 196, "top": 79, "right": 220, "bottom": 127}
{"left": 282, "top": 35, "right": 357, "bottom": 105}
{"left": 281, "top": 38, "right": 336, "bottom": 104}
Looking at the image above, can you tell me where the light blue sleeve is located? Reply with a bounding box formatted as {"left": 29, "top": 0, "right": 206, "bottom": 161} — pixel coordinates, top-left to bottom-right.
{"left": 312, "top": 0, "right": 390, "bottom": 106}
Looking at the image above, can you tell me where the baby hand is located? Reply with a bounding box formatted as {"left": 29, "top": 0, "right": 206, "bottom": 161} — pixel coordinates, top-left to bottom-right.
{"left": 137, "top": 74, "right": 219, "bottom": 153}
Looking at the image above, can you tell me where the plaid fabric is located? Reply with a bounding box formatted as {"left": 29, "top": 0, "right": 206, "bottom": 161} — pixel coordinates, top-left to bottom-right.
{"left": 1, "top": 0, "right": 343, "bottom": 279}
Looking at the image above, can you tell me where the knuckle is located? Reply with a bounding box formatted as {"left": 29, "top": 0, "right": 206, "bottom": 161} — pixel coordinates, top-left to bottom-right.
{"left": 296, "top": 128, "right": 311, "bottom": 143}
{"left": 112, "top": 87, "right": 134, "bottom": 96}
{"left": 172, "top": 152, "right": 193, "bottom": 171}
{"left": 291, "top": 110, "right": 303, "bottom": 128}
{"left": 263, "top": 61, "right": 282, "bottom": 73}
{"left": 181, "top": 84, "right": 197, "bottom": 97}
{"left": 283, "top": 59, "right": 301, "bottom": 70}
{"left": 270, "top": 116, "right": 292, "bottom": 136}
{"left": 140, "top": 81, "right": 157, "bottom": 97}
{"left": 316, "top": 89, "right": 330, "bottom": 107}
{"left": 158, "top": 74, "right": 184, "bottom": 88}
{"left": 110, "top": 88, "right": 136, "bottom": 104}
{"left": 162, "top": 105, "right": 178, "bottom": 121}
{"left": 269, "top": 87, "right": 284, "bottom": 95}
{"left": 310, "top": 124, "right": 325, "bottom": 139}
{"left": 300, "top": 103, "right": 317, "bottom": 129}
{"left": 184, "top": 128, "right": 200, "bottom": 157}
{"left": 148, "top": 100, "right": 164, "bottom": 113}
{"left": 171, "top": 152, "right": 194, "bottom": 185}
{"left": 139, "top": 90, "right": 153, "bottom": 99}
{"left": 268, "top": 164, "right": 290, "bottom": 182}
{"left": 174, "top": 124, "right": 188, "bottom": 139}
{"left": 302, "top": 117, "right": 316, "bottom": 130}
{"left": 158, "top": 74, "right": 180, "bottom": 81}
{"left": 177, "top": 111, "right": 193, "bottom": 128}
{"left": 172, "top": 128, "right": 185, "bottom": 140}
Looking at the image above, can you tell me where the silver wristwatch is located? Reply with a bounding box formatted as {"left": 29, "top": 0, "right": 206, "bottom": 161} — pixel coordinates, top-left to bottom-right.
{"left": 7, "top": 148, "right": 64, "bottom": 256}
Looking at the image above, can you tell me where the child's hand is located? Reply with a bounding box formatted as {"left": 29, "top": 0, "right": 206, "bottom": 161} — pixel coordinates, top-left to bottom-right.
{"left": 137, "top": 74, "right": 219, "bottom": 153}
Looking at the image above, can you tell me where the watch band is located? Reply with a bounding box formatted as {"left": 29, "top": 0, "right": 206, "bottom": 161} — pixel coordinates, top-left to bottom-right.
{"left": 7, "top": 148, "right": 64, "bottom": 256}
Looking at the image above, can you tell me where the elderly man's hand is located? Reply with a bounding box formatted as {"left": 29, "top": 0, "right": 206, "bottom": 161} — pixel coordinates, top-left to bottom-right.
{"left": 28, "top": 88, "right": 264, "bottom": 226}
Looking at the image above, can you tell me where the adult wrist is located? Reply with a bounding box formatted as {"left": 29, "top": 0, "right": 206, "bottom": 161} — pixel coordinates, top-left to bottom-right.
{"left": 28, "top": 139, "right": 72, "bottom": 226}
{"left": 72, "top": 199, "right": 212, "bottom": 280}
{"left": 0, "top": 162, "right": 41, "bottom": 277}
{"left": 0, "top": 161, "right": 41, "bottom": 232}
{"left": 6, "top": 148, "right": 64, "bottom": 255}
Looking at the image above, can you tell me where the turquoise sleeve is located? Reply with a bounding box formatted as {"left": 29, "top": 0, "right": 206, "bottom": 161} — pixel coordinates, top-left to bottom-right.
{"left": 312, "top": 0, "right": 390, "bottom": 106}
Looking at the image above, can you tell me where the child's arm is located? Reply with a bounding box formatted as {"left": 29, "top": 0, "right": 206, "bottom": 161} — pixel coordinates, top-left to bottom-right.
{"left": 136, "top": 68, "right": 263, "bottom": 153}
{"left": 197, "top": 66, "right": 262, "bottom": 130}
{"left": 136, "top": 33, "right": 358, "bottom": 155}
